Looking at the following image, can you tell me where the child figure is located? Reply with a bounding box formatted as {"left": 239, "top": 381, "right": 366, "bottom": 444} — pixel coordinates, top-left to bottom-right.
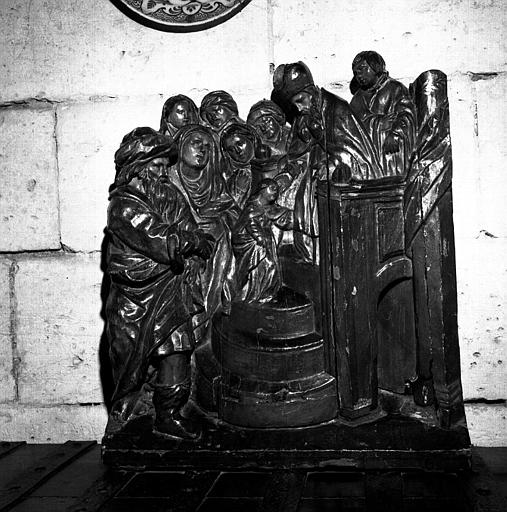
{"left": 233, "top": 179, "right": 293, "bottom": 303}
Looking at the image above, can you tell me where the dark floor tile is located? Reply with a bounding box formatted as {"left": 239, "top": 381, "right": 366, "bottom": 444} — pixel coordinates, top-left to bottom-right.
{"left": 197, "top": 497, "right": 262, "bottom": 512}
{"left": 297, "top": 498, "right": 366, "bottom": 512}
{"left": 303, "top": 472, "right": 365, "bottom": 498}
{"left": 10, "top": 497, "right": 77, "bottom": 512}
{"left": 402, "top": 471, "right": 460, "bottom": 497}
{"left": 207, "top": 472, "right": 271, "bottom": 498}
{"left": 117, "top": 470, "right": 218, "bottom": 498}
{"left": 101, "top": 497, "right": 194, "bottom": 512}
{"left": 366, "top": 471, "right": 403, "bottom": 511}
{"left": 403, "top": 497, "right": 466, "bottom": 512}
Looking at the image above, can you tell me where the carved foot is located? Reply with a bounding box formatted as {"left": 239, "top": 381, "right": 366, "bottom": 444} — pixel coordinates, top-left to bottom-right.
{"left": 154, "top": 410, "right": 201, "bottom": 440}
{"left": 153, "top": 382, "right": 201, "bottom": 440}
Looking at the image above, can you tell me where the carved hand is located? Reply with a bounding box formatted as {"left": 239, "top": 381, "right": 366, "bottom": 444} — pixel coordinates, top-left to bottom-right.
{"left": 383, "top": 132, "right": 400, "bottom": 154}
{"left": 168, "top": 235, "right": 185, "bottom": 274}
{"left": 194, "top": 231, "right": 215, "bottom": 260}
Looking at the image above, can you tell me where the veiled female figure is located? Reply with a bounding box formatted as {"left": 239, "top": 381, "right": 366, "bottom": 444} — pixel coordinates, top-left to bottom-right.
{"left": 220, "top": 122, "right": 257, "bottom": 209}
{"left": 350, "top": 51, "right": 416, "bottom": 177}
{"left": 246, "top": 99, "right": 290, "bottom": 187}
{"left": 171, "top": 124, "right": 240, "bottom": 332}
{"left": 199, "top": 90, "right": 244, "bottom": 138}
{"left": 159, "top": 94, "right": 199, "bottom": 138}
{"left": 233, "top": 179, "right": 293, "bottom": 303}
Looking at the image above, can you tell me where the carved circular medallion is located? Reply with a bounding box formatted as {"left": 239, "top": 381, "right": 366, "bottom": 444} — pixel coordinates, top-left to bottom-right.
{"left": 112, "top": 0, "right": 253, "bottom": 32}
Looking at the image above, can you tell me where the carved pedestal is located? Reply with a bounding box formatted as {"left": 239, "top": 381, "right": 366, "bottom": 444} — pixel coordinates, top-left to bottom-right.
{"left": 213, "top": 288, "right": 337, "bottom": 427}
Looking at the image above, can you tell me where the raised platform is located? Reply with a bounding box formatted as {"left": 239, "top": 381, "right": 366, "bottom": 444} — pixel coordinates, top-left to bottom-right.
{"left": 102, "top": 403, "right": 471, "bottom": 472}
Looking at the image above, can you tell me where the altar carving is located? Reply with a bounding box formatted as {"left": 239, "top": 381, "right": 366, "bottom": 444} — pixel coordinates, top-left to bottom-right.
{"left": 103, "top": 52, "right": 470, "bottom": 470}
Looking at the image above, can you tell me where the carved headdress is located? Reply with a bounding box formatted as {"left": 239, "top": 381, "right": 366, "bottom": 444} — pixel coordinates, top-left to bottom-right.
{"left": 200, "top": 90, "right": 240, "bottom": 126}
{"left": 246, "top": 99, "right": 286, "bottom": 127}
{"left": 272, "top": 62, "right": 315, "bottom": 103}
{"left": 113, "top": 127, "right": 176, "bottom": 188}
{"left": 220, "top": 122, "right": 259, "bottom": 157}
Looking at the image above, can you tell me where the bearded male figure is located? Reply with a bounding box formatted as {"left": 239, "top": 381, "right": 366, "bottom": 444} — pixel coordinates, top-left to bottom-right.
{"left": 106, "top": 128, "right": 213, "bottom": 439}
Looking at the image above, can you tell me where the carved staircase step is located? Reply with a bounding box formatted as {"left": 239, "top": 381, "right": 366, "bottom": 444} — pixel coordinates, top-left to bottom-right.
{"left": 218, "top": 372, "right": 337, "bottom": 428}
{"left": 229, "top": 286, "right": 315, "bottom": 340}
{"left": 212, "top": 325, "right": 325, "bottom": 382}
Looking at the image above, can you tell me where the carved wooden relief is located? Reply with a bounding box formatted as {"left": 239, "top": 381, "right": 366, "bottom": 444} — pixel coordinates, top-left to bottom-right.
{"left": 102, "top": 53, "right": 470, "bottom": 471}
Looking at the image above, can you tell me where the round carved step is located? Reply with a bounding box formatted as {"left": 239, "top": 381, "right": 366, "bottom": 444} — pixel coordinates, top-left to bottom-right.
{"left": 228, "top": 286, "right": 315, "bottom": 340}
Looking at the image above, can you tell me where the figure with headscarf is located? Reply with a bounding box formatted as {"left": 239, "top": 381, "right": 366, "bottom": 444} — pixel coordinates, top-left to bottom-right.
{"left": 246, "top": 100, "right": 291, "bottom": 188}
{"left": 220, "top": 122, "right": 257, "bottom": 209}
{"left": 106, "top": 127, "right": 214, "bottom": 439}
{"left": 271, "top": 61, "right": 381, "bottom": 262}
{"left": 159, "top": 94, "right": 199, "bottom": 138}
{"left": 233, "top": 179, "right": 293, "bottom": 303}
{"left": 350, "top": 51, "right": 416, "bottom": 177}
{"left": 199, "top": 90, "right": 244, "bottom": 137}
{"left": 170, "top": 124, "right": 240, "bottom": 333}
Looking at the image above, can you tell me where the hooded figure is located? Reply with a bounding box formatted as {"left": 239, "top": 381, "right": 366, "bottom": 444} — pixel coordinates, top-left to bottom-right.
{"left": 220, "top": 122, "right": 257, "bottom": 209}
{"left": 170, "top": 124, "right": 240, "bottom": 332}
{"left": 106, "top": 127, "right": 213, "bottom": 439}
{"left": 350, "top": 51, "right": 416, "bottom": 177}
{"left": 159, "top": 94, "right": 199, "bottom": 138}
{"left": 199, "top": 90, "right": 244, "bottom": 137}
{"left": 271, "top": 61, "right": 381, "bottom": 262}
{"left": 247, "top": 99, "right": 291, "bottom": 188}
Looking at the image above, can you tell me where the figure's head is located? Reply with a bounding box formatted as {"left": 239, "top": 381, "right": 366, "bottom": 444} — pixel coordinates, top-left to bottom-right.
{"left": 253, "top": 178, "right": 280, "bottom": 204}
{"left": 114, "top": 127, "right": 176, "bottom": 186}
{"left": 221, "top": 123, "right": 256, "bottom": 165}
{"left": 352, "top": 51, "right": 386, "bottom": 90}
{"left": 177, "top": 125, "right": 214, "bottom": 171}
{"left": 200, "top": 91, "right": 239, "bottom": 130}
{"left": 247, "top": 100, "right": 286, "bottom": 142}
{"left": 272, "top": 62, "right": 318, "bottom": 114}
{"left": 160, "top": 95, "right": 198, "bottom": 135}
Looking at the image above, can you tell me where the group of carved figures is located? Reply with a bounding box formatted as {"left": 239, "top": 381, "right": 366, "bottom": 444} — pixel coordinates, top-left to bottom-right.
{"left": 106, "top": 51, "right": 457, "bottom": 439}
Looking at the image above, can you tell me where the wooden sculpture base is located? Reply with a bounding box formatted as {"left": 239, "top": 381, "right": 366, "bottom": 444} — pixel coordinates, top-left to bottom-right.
{"left": 102, "top": 390, "right": 471, "bottom": 471}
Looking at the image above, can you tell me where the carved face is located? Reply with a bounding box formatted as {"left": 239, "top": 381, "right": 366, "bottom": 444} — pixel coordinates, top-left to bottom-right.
{"left": 167, "top": 101, "right": 193, "bottom": 129}
{"left": 205, "top": 105, "right": 233, "bottom": 129}
{"left": 353, "top": 59, "right": 378, "bottom": 89}
{"left": 181, "top": 132, "right": 212, "bottom": 170}
{"left": 251, "top": 115, "right": 280, "bottom": 142}
{"left": 260, "top": 182, "right": 279, "bottom": 204}
{"left": 145, "top": 157, "right": 172, "bottom": 178}
{"left": 223, "top": 132, "right": 254, "bottom": 165}
{"left": 290, "top": 91, "right": 314, "bottom": 113}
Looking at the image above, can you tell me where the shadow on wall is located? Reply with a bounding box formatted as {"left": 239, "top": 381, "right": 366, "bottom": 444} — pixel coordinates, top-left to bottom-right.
{"left": 99, "top": 230, "right": 114, "bottom": 413}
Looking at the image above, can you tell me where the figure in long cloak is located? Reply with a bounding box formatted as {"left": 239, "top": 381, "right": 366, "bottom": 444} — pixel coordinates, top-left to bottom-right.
{"left": 233, "top": 179, "right": 293, "bottom": 303}
{"left": 106, "top": 127, "right": 213, "bottom": 438}
{"left": 272, "top": 61, "right": 382, "bottom": 262}
{"left": 220, "top": 122, "right": 257, "bottom": 209}
{"left": 350, "top": 51, "right": 416, "bottom": 178}
{"left": 246, "top": 100, "right": 291, "bottom": 188}
{"left": 171, "top": 124, "right": 240, "bottom": 335}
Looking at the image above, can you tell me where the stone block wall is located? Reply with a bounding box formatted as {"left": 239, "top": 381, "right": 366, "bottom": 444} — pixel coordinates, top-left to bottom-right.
{"left": 0, "top": 0, "right": 505, "bottom": 444}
